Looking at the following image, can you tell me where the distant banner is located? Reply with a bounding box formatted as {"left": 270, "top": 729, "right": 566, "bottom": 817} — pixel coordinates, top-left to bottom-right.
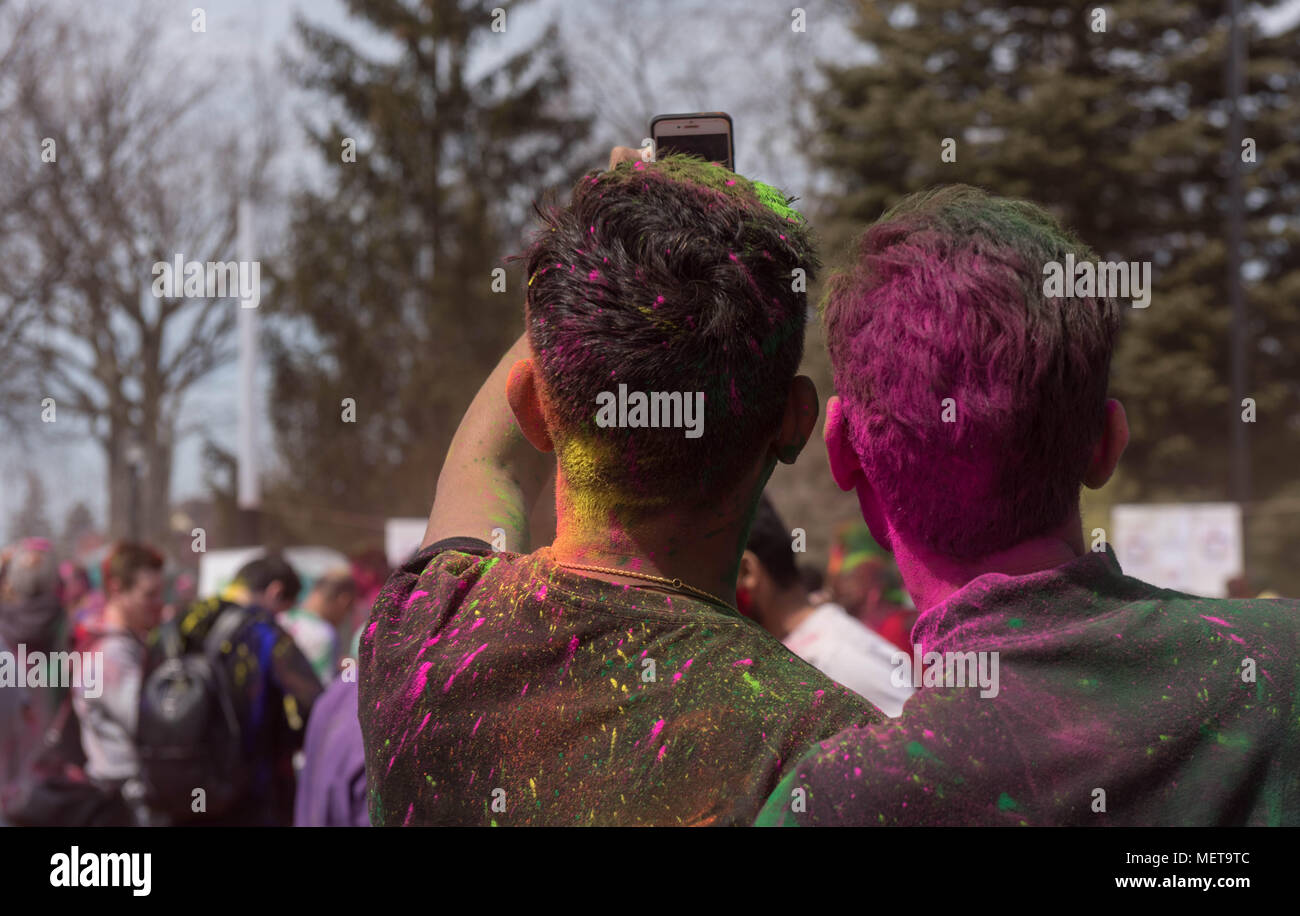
{"left": 1110, "top": 503, "right": 1242, "bottom": 598}
{"left": 385, "top": 518, "right": 428, "bottom": 568}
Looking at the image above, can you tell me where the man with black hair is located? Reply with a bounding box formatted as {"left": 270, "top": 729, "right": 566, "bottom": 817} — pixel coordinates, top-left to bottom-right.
{"left": 739, "top": 497, "right": 913, "bottom": 717}
{"left": 228, "top": 554, "right": 302, "bottom": 614}
{"left": 143, "top": 554, "right": 321, "bottom": 825}
{"left": 359, "top": 149, "right": 884, "bottom": 826}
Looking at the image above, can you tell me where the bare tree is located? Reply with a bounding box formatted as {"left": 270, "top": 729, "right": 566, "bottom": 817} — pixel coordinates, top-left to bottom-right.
{"left": 0, "top": 0, "right": 47, "bottom": 431}
{"left": 0, "top": 2, "right": 276, "bottom": 547}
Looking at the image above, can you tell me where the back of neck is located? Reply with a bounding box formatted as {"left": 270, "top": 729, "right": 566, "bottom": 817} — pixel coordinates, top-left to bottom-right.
{"left": 893, "top": 518, "right": 1085, "bottom": 613}
{"left": 548, "top": 480, "right": 750, "bottom": 606}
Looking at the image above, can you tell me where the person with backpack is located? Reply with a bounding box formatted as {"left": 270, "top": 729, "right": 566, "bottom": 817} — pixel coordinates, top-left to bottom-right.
{"left": 138, "top": 555, "right": 323, "bottom": 826}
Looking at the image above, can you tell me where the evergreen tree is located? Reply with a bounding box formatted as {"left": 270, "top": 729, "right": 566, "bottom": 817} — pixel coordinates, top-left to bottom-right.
{"left": 59, "top": 500, "right": 96, "bottom": 557}
{"left": 268, "top": 0, "right": 591, "bottom": 548}
{"left": 8, "top": 471, "right": 53, "bottom": 543}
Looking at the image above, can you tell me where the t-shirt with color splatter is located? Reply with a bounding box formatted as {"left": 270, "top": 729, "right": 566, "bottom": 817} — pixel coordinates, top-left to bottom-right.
{"left": 755, "top": 547, "right": 1300, "bottom": 826}
{"left": 359, "top": 538, "right": 884, "bottom": 825}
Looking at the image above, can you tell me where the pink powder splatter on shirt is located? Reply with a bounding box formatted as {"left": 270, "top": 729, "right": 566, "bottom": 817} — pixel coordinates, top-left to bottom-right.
{"left": 733, "top": 658, "right": 753, "bottom": 667}
{"left": 443, "top": 643, "right": 489, "bottom": 692}
{"left": 471, "top": 617, "right": 485, "bottom": 631}
{"left": 409, "top": 661, "right": 433, "bottom": 701}
{"left": 1201, "top": 615, "right": 1232, "bottom": 627}
{"left": 405, "top": 590, "right": 429, "bottom": 609}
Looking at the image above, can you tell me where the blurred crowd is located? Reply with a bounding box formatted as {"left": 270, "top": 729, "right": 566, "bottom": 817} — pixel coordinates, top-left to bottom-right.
{"left": 0, "top": 516, "right": 923, "bottom": 827}
{"left": 0, "top": 536, "right": 386, "bottom": 827}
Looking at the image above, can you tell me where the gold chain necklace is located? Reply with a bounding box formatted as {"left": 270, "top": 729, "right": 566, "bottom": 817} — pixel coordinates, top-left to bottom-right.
{"left": 555, "top": 560, "right": 737, "bottom": 612}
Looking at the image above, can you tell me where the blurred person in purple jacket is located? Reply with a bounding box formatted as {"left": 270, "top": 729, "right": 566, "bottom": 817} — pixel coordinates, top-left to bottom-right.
{"left": 294, "top": 674, "right": 368, "bottom": 827}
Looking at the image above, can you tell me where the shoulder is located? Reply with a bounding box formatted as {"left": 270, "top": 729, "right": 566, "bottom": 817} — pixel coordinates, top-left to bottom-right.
{"left": 762, "top": 685, "right": 1006, "bottom": 825}
{"left": 361, "top": 537, "right": 523, "bottom": 659}
{"left": 684, "top": 615, "right": 886, "bottom": 729}
{"left": 371, "top": 537, "right": 518, "bottom": 617}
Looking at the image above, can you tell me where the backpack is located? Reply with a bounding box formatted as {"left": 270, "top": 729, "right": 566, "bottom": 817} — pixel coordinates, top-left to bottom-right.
{"left": 136, "top": 604, "right": 251, "bottom": 821}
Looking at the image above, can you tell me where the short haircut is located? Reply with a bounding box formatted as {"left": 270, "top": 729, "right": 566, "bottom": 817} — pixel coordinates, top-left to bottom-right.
{"left": 314, "top": 569, "right": 356, "bottom": 601}
{"left": 744, "top": 496, "right": 802, "bottom": 590}
{"left": 519, "top": 154, "right": 819, "bottom": 509}
{"left": 799, "top": 564, "right": 824, "bottom": 595}
{"left": 824, "top": 185, "right": 1120, "bottom": 559}
{"left": 101, "top": 542, "right": 164, "bottom": 593}
{"left": 235, "top": 555, "right": 302, "bottom": 605}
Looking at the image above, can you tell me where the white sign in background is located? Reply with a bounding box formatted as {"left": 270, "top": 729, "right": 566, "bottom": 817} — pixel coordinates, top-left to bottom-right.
{"left": 1110, "top": 502, "right": 1243, "bottom": 598}
{"left": 385, "top": 518, "right": 429, "bottom": 569}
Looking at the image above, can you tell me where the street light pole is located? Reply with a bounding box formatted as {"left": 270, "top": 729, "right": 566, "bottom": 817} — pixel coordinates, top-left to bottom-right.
{"left": 1226, "top": 0, "right": 1250, "bottom": 569}
{"left": 125, "top": 441, "right": 145, "bottom": 542}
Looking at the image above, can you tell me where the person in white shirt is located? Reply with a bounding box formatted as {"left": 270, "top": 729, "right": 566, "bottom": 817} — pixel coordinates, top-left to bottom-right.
{"left": 280, "top": 569, "right": 355, "bottom": 685}
{"left": 74, "top": 542, "right": 166, "bottom": 787}
{"left": 737, "top": 497, "right": 914, "bottom": 717}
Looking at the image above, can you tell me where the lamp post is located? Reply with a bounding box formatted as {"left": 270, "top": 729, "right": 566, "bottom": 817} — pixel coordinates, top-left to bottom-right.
{"left": 1226, "top": 0, "right": 1250, "bottom": 574}
{"left": 125, "top": 441, "right": 146, "bottom": 542}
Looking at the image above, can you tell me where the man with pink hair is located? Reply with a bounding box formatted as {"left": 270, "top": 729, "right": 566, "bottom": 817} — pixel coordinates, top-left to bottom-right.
{"left": 758, "top": 186, "right": 1299, "bottom": 826}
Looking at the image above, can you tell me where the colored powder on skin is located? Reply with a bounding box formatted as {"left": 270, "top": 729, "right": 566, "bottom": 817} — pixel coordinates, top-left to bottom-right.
{"left": 555, "top": 437, "right": 675, "bottom": 524}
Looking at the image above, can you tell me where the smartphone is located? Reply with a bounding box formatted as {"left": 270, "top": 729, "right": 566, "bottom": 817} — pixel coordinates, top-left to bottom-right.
{"left": 649, "top": 112, "right": 735, "bottom": 171}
